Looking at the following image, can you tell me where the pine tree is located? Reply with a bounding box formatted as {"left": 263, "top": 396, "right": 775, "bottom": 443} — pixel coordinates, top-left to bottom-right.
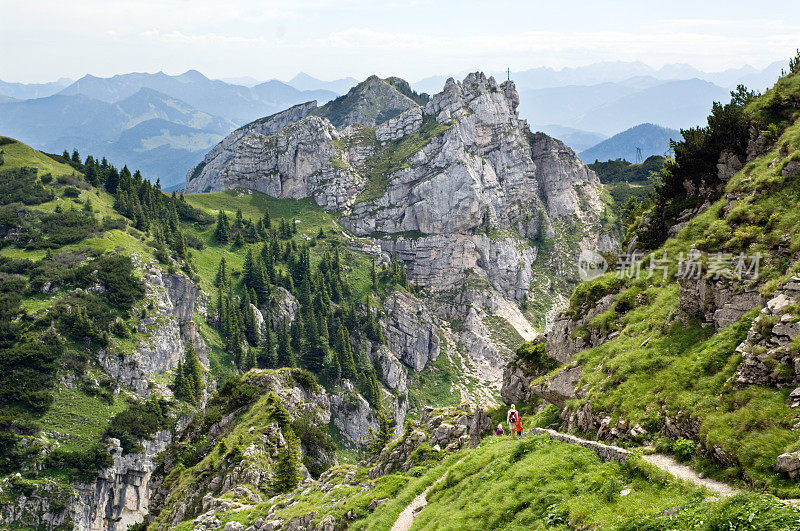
{"left": 105, "top": 166, "right": 120, "bottom": 194}
{"left": 258, "top": 323, "right": 277, "bottom": 369}
{"left": 214, "top": 257, "right": 228, "bottom": 288}
{"left": 85, "top": 162, "right": 98, "bottom": 186}
{"left": 366, "top": 409, "right": 394, "bottom": 455}
{"left": 172, "top": 360, "right": 189, "bottom": 402}
{"left": 214, "top": 210, "right": 230, "bottom": 243}
{"left": 361, "top": 364, "right": 381, "bottom": 408}
{"left": 335, "top": 321, "right": 357, "bottom": 380}
{"left": 273, "top": 429, "right": 301, "bottom": 493}
{"left": 263, "top": 209, "right": 272, "bottom": 230}
{"left": 276, "top": 320, "right": 296, "bottom": 368}
{"left": 242, "top": 347, "right": 256, "bottom": 371}
{"left": 184, "top": 344, "right": 204, "bottom": 405}
{"left": 242, "top": 249, "right": 256, "bottom": 290}
{"left": 242, "top": 291, "right": 259, "bottom": 346}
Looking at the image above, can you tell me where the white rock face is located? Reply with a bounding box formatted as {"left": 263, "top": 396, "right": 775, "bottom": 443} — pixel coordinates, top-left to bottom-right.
{"left": 329, "top": 380, "right": 377, "bottom": 446}
{"left": 184, "top": 71, "right": 614, "bottom": 391}
{"left": 381, "top": 290, "right": 440, "bottom": 372}
{"left": 376, "top": 106, "right": 423, "bottom": 141}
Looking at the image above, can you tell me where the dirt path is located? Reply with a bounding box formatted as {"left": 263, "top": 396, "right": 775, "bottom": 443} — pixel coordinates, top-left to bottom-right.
{"left": 529, "top": 427, "right": 740, "bottom": 497}
{"left": 391, "top": 461, "right": 463, "bottom": 531}
{"left": 390, "top": 479, "right": 442, "bottom": 531}
{"left": 641, "top": 453, "right": 739, "bottom": 496}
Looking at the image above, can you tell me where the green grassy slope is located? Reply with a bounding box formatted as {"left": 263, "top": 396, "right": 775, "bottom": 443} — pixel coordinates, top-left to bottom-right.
{"left": 195, "top": 433, "right": 800, "bottom": 530}
{"left": 0, "top": 137, "right": 77, "bottom": 178}
{"left": 529, "top": 67, "right": 800, "bottom": 497}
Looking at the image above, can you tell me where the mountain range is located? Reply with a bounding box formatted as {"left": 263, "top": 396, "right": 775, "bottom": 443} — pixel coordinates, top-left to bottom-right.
{"left": 0, "top": 71, "right": 341, "bottom": 186}
{"left": 0, "top": 59, "right": 788, "bottom": 186}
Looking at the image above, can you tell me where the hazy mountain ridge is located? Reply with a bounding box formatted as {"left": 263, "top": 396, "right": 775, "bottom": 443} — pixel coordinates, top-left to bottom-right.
{"left": 579, "top": 123, "right": 682, "bottom": 163}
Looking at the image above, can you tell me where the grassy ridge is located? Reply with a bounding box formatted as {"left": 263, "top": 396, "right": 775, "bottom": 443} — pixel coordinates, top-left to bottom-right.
{"left": 544, "top": 91, "right": 800, "bottom": 496}
{"left": 0, "top": 137, "right": 77, "bottom": 178}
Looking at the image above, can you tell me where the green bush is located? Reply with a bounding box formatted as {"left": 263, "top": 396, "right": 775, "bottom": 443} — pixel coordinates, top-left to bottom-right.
{"left": 672, "top": 438, "right": 697, "bottom": 463}
{"left": 0, "top": 167, "right": 54, "bottom": 205}
{"left": 105, "top": 398, "right": 172, "bottom": 454}
{"left": 516, "top": 341, "right": 559, "bottom": 373}
{"left": 62, "top": 186, "right": 81, "bottom": 198}
{"left": 45, "top": 443, "right": 112, "bottom": 481}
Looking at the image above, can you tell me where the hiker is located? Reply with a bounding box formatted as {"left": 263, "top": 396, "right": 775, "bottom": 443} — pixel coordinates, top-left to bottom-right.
{"left": 515, "top": 414, "right": 523, "bottom": 438}
{"left": 507, "top": 404, "right": 519, "bottom": 438}
{"left": 496, "top": 423, "right": 504, "bottom": 436}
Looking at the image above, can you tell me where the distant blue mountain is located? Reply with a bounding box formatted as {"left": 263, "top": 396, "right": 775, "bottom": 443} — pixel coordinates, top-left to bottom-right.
{"left": 286, "top": 72, "right": 358, "bottom": 95}
{"left": 58, "top": 70, "right": 337, "bottom": 123}
{"left": 0, "top": 78, "right": 72, "bottom": 100}
{"left": 579, "top": 123, "right": 682, "bottom": 163}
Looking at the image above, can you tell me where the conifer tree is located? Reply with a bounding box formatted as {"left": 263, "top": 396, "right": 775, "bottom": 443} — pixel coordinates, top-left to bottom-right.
{"left": 361, "top": 364, "right": 381, "bottom": 408}
{"left": 214, "top": 211, "right": 230, "bottom": 243}
{"left": 214, "top": 257, "right": 228, "bottom": 288}
{"left": 273, "top": 429, "right": 301, "bottom": 493}
{"left": 105, "top": 166, "right": 120, "bottom": 194}
{"left": 335, "top": 321, "right": 357, "bottom": 380}
{"left": 242, "top": 347, "right": 256, "bottom": 371}
{"left": 242, "top": 249, "right": 256, "bottom": 290}
{"left": 263, "top": 209, "right": 272, "bottom": 229}
{"left": 184, "top": 344, "right": 204, "bottom": 405}
{"left": 276, "top": 320, "right": 296, "bottom": 368}
{"left": 172, "top": 360, "right": 188, "bottom": 400}
{"left": 366, "top": 409, "right": 394, "bottom": 455}
{"left": 85, "top": 162, "right": 98, "bottom": 186}
{"left": 258, "top": 323, "right": 277, "bottom": 369}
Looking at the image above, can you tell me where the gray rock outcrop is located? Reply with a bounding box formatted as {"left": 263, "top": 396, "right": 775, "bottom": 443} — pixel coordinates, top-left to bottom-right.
{"left": 381, "top": 290, "right": 440, "bottom": 372}
{"left": 530, "top": 365, "right": 583, "bottom": 409}
{"left": 1, "top": 431, "right": 172, "bottom": 531}
{"left": 185, "top": 71, "right": 614, "bottom": 396}
{"left": 98, "top": 263, "right": 207, "bottom": 396}
{"left": 735, "top": 277, "right": 800, "bottom": 388}
{"left": 678, "top": 275, "right": 763, "bottom": 330}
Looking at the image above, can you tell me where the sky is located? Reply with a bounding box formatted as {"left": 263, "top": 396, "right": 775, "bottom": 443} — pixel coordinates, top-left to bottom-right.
{"left": 1, "top": 0, "right": 799, "bottom": 83}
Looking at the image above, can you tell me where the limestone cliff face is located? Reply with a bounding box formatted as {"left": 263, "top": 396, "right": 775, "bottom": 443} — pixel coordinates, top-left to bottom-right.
{"left": 185, "top": 72, "right": 613, "bottom": 394}
{"left": 98, "top": 258, "right": 208, "bottom": 397}
{"left": 0, "top": 430, "right": 172, "bottom": 531}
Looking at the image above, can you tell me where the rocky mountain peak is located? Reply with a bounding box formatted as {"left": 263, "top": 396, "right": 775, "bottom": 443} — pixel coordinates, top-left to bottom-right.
{"left": 313, "top": 75, "right": 418, "bottom": 128}
{"left": 184, "top": 71, "right": 615, "bottom": 395}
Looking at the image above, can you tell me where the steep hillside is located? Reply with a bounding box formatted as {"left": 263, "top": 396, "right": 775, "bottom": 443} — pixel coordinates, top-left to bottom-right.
{"left": 580, "top": 123, "right": 681, "bottom": 163}
{"left": 148, "top": 398, "right": 800, "bottom": 530}
{"left": 185, "top": 72, "right": 616, "bottom": 397}
{"left": 502, "top": 59, "right": 800, "bottom": 498}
